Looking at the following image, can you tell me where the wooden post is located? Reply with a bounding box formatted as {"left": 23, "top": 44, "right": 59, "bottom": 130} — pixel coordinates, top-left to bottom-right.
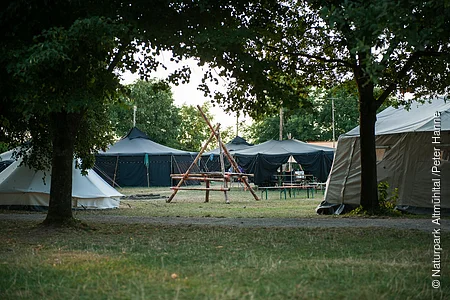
{"left": 197, "top": 105, "right": 260, "bottom": 201}
{"left": 205, "top": 180, "right": 210, "bottom": 203}
{"left": 112, "top": 155, "right": 119, "bottom": 188}
{"left": 166, "top": 124, "right": 219, "bottom": 203}
{"left": 217, "top": 127, "right": 230, "bottom": 203}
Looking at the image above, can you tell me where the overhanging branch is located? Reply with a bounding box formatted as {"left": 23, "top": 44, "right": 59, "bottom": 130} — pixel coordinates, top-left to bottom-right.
{"left": 264, "top": 44, "right": 354, "bottom": 68}
{"left": 376, "top": 49, "right": 448, "bottom": 108}
{"left": 107, "top": 40, "right": 130, "bottom": 73}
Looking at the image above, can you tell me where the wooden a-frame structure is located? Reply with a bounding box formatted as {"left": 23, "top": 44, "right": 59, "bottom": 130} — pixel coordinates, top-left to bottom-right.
{"left": 167, "top": 105, "right": 259, "bottom": 203}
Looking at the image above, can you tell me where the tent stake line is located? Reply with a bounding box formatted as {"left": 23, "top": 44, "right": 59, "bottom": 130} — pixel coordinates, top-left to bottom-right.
{"left": 167, "top": 106, "right": 260, "bottom": 203}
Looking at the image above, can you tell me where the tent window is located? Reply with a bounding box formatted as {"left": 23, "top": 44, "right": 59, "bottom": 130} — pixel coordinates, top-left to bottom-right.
{"left": 441, "top": 147, "right": 450, "bottom": 161}
{"left": 376, "top": 147, "right": 388, "bottom": 162}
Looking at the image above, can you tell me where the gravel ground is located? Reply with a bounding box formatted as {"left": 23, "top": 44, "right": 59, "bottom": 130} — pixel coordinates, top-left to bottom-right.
{"left": 0, "top": 213, "right": 448, "bottom": 232}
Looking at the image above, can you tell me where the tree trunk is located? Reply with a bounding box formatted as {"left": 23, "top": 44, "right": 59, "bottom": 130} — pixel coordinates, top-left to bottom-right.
{"left": 43, "top": 112, "right": 80, "bottom": 225}
{"left": 358, "top": 87, "right": 380, "bottom": 214}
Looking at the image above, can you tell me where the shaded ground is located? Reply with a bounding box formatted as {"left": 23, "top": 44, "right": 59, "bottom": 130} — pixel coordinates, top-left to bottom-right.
{"left": 0, "top": 213, "right": 447, "bottom": 232}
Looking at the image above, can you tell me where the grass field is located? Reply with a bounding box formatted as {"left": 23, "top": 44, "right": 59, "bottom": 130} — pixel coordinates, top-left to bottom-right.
{"left": 0, "top": 187, "right": 447, "bottom": 299}
{"left": 76, "top": 186, "right": 323, "bottom": 219}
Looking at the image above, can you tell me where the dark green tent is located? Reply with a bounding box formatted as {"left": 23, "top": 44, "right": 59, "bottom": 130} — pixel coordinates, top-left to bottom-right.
{"left": 95, "top": 127, "right": 197, "bottom": 187}
{"left": 201, "top": 136, "right": 253, "bottom": 172}
{"left": 232, "top": 139, "right": 334, "bottom": 185}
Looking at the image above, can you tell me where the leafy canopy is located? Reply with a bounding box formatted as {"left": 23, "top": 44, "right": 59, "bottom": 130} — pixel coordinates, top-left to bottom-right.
{"left": 4, "top": 15, "right": 131, "bottom": 171}
{"left": 178, "top": 102, "right": 215, "bottom": 151}
{"left": 1, "top": 0, "right": 293, "bottom": 170}
{"left": 110, "top": 79, "right": 182, "bottom": 147}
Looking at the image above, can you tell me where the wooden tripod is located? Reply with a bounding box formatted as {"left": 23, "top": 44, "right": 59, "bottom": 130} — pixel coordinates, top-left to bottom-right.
{"left": 166, "top": 105, "right": 259, "bottom": 203}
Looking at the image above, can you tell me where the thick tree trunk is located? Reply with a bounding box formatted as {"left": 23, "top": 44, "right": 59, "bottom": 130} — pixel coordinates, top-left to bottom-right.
{"left": 358, "top": 88, "right": 380, "bottom": 214}
{"left": 43, "top": 112, "right": 80, "bottom": 225}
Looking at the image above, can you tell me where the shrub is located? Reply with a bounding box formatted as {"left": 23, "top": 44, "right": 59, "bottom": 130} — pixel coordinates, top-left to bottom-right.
{"left": 349, "top": 181, "right": 401, "bottom": 216}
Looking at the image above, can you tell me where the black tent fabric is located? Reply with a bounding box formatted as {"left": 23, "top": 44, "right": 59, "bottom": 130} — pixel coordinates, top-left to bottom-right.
{"left": 201, "top": 136, "right": 253, "bottom": 172}
{"left": 0, "top": 160, "right": 13, "bottom": 173}
{"left": 95, "top": 127, "right": 198, "bottom": 187}
{"left": 232, "top": 139, "right": 334, "bottom": 185}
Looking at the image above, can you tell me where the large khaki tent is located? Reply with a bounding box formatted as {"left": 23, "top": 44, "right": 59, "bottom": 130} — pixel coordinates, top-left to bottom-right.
{"left": 0, "top": 150, "right": 122, "bottom": 211}
{"left": 319, "top": 98, "right": 450, "bottom": 214}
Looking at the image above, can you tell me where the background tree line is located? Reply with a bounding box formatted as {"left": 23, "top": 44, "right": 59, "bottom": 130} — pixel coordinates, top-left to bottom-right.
{"left": 110, "top": 79, "right": 367, "bottom": 149}
{"left": 244, "top": 81, "right": 395, "bottom": 144}
{"left": 110, "top": 79, "right": 221, "bottom": 152}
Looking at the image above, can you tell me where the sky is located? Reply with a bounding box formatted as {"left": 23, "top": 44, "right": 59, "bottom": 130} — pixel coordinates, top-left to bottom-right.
{"left": 120, "top": 52, "right": 248, "bottom": 130}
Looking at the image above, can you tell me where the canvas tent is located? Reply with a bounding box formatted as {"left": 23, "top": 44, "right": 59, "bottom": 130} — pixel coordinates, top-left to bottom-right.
{"left": 95, "top": 127, "right": 197, "bottom": 187}
{"left": 0, "top": 150, "right": 122, "bottom": 211}
{"left": 201, "top": 136, "right": 253, "bottom": 172}
{"left": 319, "top": 98, "right": 450, "bottom": 215}
{"left": 231, "top": 139, "right": 335, "bottom": 186}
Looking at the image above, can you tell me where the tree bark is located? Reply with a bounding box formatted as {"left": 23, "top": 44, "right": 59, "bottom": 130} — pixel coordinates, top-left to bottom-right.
{"left": 358, "top": 86, "right": 380, "bottom": 214}
{"left": 43, "top": 112, "right": 81, "bottom": 225}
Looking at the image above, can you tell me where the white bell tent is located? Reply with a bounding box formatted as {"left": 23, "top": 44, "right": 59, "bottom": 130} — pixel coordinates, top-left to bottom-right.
{"left": 0, "top": 150, "right": 122, "bottom": 210}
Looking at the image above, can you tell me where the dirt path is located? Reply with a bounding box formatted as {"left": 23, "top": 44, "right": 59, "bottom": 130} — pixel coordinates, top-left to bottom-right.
{"left": 0, "top": 213, "right": 447, "bottom": 232}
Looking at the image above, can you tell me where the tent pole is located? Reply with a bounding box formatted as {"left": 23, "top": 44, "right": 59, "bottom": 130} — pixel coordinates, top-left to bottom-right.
{"left": 332, "top": 98, "right": 336, "bottom": 148}
{"left": 112, "top": 155, "right": 119, "bottom": 188}
{"left": 147, "top": 165, "right": 149, "bottom": 187}
{"left": 279, "top": 107, "right": 283, "bottom": 141}
{"left": 217, "top": 127, "right": 229, "bottom": 204}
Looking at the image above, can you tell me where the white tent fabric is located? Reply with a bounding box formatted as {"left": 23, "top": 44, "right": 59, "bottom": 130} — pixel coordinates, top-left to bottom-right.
{"left": 321, "top": 97, "right": 450, "bottom": 214}
{"left": 0, "top": 151, "right": 122, "bottom": 210}
{"left": 346, "top": 99, "right": 450, "bottom": 136}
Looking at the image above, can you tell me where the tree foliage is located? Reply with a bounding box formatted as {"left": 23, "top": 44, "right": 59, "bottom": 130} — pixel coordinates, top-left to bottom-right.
{"left": 2, "top": 13, "right": 131, "bottom": 167}
{"left": 246, "top": 83, "right": 357, "bottom": 143}
{"left": 177, "top": 102, "right": 216, "bottom": 151}
{"left": 110, "top": 79, "right": 182, "bottom": 147}
{"left": 246, "top": 81, "right": 396, "bottom": 145}
{"left": 1, "top": 0, "right": 292, "bottom": 224}
{"left": 241, "top": 0, "right": 450, "bottom": 213}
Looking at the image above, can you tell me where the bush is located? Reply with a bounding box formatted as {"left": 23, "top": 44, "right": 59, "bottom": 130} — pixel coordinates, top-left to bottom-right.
{"left": 349, "top": 181, "right": 401, "bottom": 216}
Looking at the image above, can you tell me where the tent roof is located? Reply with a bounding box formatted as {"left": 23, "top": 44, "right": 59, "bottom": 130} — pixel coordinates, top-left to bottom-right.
{"left": 234, "top": 139, "right": 334, "bottom": 156}
{"left": 345, "top": 97, "right": 450, "bottom": 137}
{"left": 203, "top": 136, "right": 253, "bottom": 155}
{"left": 0, "top": 149, "right": 16, "bottom": 162}
{"left": 229, "top": 136, "right": 253, "bottom": 146}
{"left": 125, "top": 126, "right": 151, "bottom": 140}
{"left": 0, "top": 152, "right": 123, "bottom": 200}
{"left": 100, "top": 127, "right": 195, "bottom": 156}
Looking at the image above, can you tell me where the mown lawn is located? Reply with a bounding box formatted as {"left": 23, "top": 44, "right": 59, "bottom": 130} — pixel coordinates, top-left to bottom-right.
{"left": 0, "top": 220, "right": 448, "bottom": 300}
{"left": 76, "top": 185, "right": 326, "bottom": 219}
{"left": 0, "top": 187, "right": 445, "bottom": 299}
